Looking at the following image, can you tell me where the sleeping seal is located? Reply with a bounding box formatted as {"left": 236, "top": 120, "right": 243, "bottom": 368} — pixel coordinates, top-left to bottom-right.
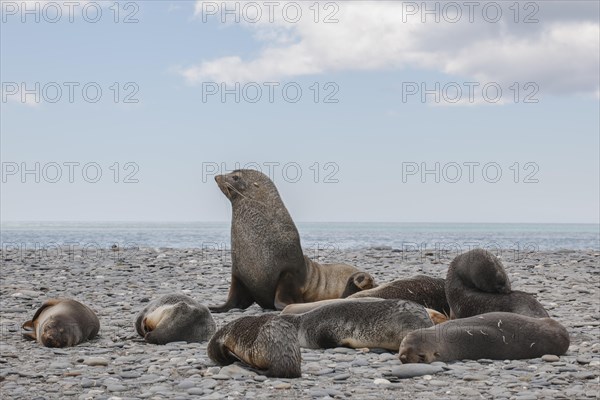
{"left": 22, "top": 298, "right": 99, "bottom": 347}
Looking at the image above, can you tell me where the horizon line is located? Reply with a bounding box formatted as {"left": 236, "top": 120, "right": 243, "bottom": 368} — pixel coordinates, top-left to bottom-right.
{"left": 1, "top": 220, "right": 599, "bottom": 226}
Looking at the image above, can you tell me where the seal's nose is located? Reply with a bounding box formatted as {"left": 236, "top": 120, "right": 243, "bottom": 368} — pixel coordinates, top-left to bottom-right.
{"left": 215, "top": 175, "right": 222, "bottom": 184}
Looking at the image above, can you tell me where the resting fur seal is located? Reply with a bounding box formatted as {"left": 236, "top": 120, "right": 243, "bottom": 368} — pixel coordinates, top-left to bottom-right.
{"left": 347, "top": 275, "right": 450, "bottom": 316}
{"left": 446, "top": 249, "right": 548, "bottom": 318}
{"left": 281, "top": 299, "right": 434, "bottom": 350}
{"left": 341, "top": 271, "right": 376, "bottom": 298}
{"left": 399, "top": 312, "right": 570, "bottom": 363}
{"left": 281, "top": 297, "right": 383, "bottom": 315}
{"left": 207, "top": 314, "right": 301, "bottom": 378}
{"left": 22, "top": 298, "right": 99, "bottom": 347}
{"left": 281, "top": 297, "right": 448, "bottom": 325}
{"left": 210, "top": 170, "right": 369, "bottom": 312}
{"left": 135, "top": 293, "right": 216, "bottom": 344}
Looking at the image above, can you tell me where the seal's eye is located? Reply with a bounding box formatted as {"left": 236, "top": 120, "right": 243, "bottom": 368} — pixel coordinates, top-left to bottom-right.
{"left": 232, "top": 175, "right": 240, "bottom": 182}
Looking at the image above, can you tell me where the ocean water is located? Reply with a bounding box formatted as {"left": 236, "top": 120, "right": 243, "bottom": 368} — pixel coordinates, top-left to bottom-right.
{"left": 0, "top": 222, "right": 598, "bottom": 252}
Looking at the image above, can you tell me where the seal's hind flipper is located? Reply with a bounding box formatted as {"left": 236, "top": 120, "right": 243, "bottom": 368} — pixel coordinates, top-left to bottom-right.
{"left": 22, "top": 321, "right": 37, "bottom": 341}
{"left": 29, "top": 298, "right": 61, "bottom": 323}
{"left": 426, "top": 308, "right": 448, "bottom": 325}
{"left": 22, "top": 320, "right": 34, "bottom": 331}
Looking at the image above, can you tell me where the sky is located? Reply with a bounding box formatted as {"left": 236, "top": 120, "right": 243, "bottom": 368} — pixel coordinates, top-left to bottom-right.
{"left": 1, "top": 0, "right": 599, "bottom": 223}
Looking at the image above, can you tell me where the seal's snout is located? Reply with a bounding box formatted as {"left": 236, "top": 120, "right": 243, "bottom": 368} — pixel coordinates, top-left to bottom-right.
{"left": 215, "top": 175, "right": 223, "bottom": 184}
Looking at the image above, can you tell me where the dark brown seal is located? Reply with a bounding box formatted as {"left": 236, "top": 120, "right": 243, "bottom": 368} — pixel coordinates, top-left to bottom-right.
{"left": 399, "top": 312, "right": 570, "bottom": 363}
{"left": 347, "top": 275, "right": 450, "bottom": 316}
{"left": 207, "top": 314, "right": 301, "bottom": 378}
{"left": 210, "top": 169, "right": 370, "bottom": 312}
{"left": 445, "top": 249, "right": 548, "bottom": 318}
{"left": 135, "top": 293, "right": 216, "bottom": 344}
{"left": 22, "top": 298, "right": 100, "bottom": 347}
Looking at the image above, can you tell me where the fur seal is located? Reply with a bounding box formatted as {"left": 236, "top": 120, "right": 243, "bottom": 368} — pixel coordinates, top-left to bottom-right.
{"left": 208, "top": 314, "right": 301, "bottom": 378}
{"left": 135, "top": 293, "right": 216, "bottom": 344}
{"left": 341, "top": 271, "right": 376, "bottom": 298}
{"left": 22, "top": 298, "right": 99, "bottom": 347}
{"left": 347, "top": 275, "right": 450, "bottom": 316}
{"left": 281, "top": 299, "right": 435, "bottom": 350}
{"left": 399, "top": 312, "right": 570, "bottom": 363}
{"left": 301, "top": 260, "right": 374, "bottom": 303}
{"left": 446, "top": 249, "right": 548, "bottom": 318}
{"left": 281, "top": 297, "right": 383, "bottom": 315}
{"left": 210, "top": 169, "right": 369, "bottom": 312}
{"left": 281, "top": 297, "right": 448, "bottom": 325}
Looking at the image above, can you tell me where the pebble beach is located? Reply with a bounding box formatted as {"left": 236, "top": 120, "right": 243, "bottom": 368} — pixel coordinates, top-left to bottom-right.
{"left": 1, "top": 247, "right": 598, "bottom": 399}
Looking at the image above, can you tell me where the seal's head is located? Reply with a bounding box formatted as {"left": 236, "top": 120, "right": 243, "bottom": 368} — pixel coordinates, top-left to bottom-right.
{"left": 40, "top": 317, "right": 75, "bottom": 348}
{"left": 215, "top": 169, "right": 278, "bottom": 203}
{"left": 454, "top": 249, "right": 511, "bottom": 294}
{"left": 398, "top": 333, "right": 440, "bottom": 364}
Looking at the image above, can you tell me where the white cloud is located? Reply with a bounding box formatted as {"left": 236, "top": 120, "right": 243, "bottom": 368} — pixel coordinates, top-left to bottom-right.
{"left": 181, "top": 1, "right": 599, "bottom": 99}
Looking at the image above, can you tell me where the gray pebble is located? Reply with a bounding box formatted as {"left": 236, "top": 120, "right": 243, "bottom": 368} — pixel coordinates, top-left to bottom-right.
{"left": 82, "top": 357, "right": 109, "bottom": 367}
{"left": 313, "top": 368, "right": 335, "bottom": 376}
{"left": 177, "top": 380, "right": 197, "bottom": 390}
{"left": 391, "top": 364, "right": 443, "bottom": 379}
{"left": 201, "top": 379, "right": 218, "bottom": 389}
{"left": 574, "top": 372, "right": 597, "bottom": 379}
{"left": 463, "top": 374, "right": 487, "bottom": 381}
{"left": 107, "top": 384, "right": 127, "bottom": 392}
{"left": 333, "top": 373, "right": 350, "bottom": 380}
{"left": 541, "top": 354, "right": 560, "bottom": 362}
{"left": 119, "top": 371, "right": 142, "bottom": 379}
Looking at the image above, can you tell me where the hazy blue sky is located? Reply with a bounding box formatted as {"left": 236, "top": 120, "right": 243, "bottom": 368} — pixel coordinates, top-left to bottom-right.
{"left": 1, "top": 1, "right": 599, "bottom": 223}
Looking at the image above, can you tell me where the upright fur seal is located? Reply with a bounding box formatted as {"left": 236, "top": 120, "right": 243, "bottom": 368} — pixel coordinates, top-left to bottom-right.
{"left": 135, "top": 293, "right": 216, "bottom": 344}
{"left": 210, "top": 169, "right": 369, "bottom": 312}
{"left": 208, "top": 314, "right": 301, "bottom": 378}
{"left": 281, "top": 299, "right": 435, "bottom": 350}
{"left": 22, "top": 299, "right": 100, "bottom": 347}
{"left": 446, "top": 249, "right": 548, "bottom": 318}
{"left": 399, "top": 312, "right": 570, "bottom": 363}
{"left": 347, "top": 275, "right": 450, "bottom": 316}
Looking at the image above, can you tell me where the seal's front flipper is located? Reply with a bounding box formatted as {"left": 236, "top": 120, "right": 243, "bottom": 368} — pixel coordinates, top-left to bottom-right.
{"left": 209, "top": 275, "right": 254, "bottom": 313}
